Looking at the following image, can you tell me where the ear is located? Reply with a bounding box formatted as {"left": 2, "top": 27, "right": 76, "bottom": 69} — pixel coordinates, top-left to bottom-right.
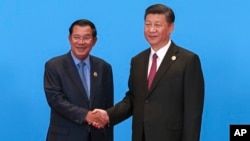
{"left": 92, "top": 37, "right": 98, "bottom": 46}
{"left": 68, "top": 35, "right": 71, "bottom": 43}
{"left": 169, "top": 23, "right": 174, "bottom": 34}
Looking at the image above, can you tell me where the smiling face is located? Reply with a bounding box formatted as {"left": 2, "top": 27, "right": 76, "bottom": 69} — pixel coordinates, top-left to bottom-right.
{"left": 144, "top": 14, "right": 174, "bottom": 51}
{"left": 68, "top": 25, "right": 97, "bottom": 61}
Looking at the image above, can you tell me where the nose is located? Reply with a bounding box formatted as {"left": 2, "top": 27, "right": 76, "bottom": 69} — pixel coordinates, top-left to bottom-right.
{"left": 78, "top": 38, "right": 87, "bottom": 44}
{"left": 149, "top": 26, "right": 157, "bottom": 32}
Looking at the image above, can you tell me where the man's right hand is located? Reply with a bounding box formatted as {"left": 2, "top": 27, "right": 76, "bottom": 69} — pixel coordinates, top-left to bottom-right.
{"left": 85, "top": 109, "right": 109, "bottom": 128}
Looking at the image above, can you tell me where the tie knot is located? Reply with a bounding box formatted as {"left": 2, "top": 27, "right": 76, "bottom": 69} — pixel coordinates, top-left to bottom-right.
{"left": 78, "top": 61, "right": 86, "bottom": 68}
{"left": 153, "top": 53, "right": 158, "bottom": 60}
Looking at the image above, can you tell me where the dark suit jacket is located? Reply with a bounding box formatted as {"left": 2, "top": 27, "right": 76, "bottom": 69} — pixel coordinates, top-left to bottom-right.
{"left": 107, "top": 41, "right": 204, "bottom": 141}
{"left": 44, "top": 52, "right": 114, "bottom": 141}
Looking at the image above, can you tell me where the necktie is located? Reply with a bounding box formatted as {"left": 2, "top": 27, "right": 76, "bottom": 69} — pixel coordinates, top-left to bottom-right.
{"left": 78, "top": 62, "right": 89, "bottom": 99}
{"left": 148, "top": 53, "right": 158, "bottom": 89}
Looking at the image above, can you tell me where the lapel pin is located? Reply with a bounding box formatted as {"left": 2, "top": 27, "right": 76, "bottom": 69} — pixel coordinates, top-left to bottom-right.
{"left": 93, "top": 72, "right": 98, "bottom": 77}
{"left": 171, "top": 55, "right": 177, "bottom": 61}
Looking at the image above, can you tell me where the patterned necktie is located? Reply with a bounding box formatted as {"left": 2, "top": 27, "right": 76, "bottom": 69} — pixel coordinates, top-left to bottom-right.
{"left": 148, "top": 53, "right": 158, "bottom": 89}
{"left": 78, "top": 62, "right": 89, "bottom": 99}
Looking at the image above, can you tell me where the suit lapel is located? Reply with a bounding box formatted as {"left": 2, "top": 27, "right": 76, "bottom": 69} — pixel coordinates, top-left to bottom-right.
{"left": 147, "top": 42, "right": 179, "bottom": 95}
{"left": 64, "top": 53, "right": 89, "bottom": 101}
{"left": 88, "top": 56, "right": 99, "bottom": 108}
{"left": 143, "top": 50, "right": 151, "bottom": 93}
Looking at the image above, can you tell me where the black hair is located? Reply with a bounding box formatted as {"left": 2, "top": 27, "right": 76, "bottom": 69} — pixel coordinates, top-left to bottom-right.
{"left": 144, "top": 4, "right": 175, "bottom": 23}
{"left": 69, "top": 19, "right": 97, "bottom": 37}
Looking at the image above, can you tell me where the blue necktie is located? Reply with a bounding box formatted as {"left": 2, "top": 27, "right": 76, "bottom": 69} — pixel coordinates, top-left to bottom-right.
{"left": 78, "top": 62, "right": 89, "bottom": 99}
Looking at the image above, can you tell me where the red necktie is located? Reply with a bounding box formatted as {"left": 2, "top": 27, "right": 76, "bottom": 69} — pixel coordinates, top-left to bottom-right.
{"left": 148, "top": 53, "right": 158, "bottom": 89}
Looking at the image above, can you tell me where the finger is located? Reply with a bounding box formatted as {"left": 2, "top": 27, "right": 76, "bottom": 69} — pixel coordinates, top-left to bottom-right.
{"left": 91, "top": 121, "right": 105, "bottom": 129}
{"left": 92, "top": 109, "right": 99, "bottom": 114}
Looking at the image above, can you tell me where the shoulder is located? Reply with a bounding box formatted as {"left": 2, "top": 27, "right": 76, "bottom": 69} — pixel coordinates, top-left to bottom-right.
{"left": 131, "top": 48, "right": 150, "bottom": 61}
{"left": 170, "top": 42, "right": 201, "bottom": 66}
{"left": 45, "top": 52, "right": 70, "bottom": 67}
{"left": 90, "top": 55, "right": 112, "bottom": 68}
{"left": 171, "top": 42, "right": 200, "bottom": 59}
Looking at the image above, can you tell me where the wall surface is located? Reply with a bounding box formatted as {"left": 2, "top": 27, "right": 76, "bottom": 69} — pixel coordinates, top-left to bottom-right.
{"left": 1, "top": 0, "right": 250, "bottom": 140}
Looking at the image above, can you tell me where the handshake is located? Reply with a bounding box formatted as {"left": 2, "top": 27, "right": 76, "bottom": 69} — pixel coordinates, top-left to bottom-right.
{"left": 85, "top": 109, "right": 109, "bottom": 129}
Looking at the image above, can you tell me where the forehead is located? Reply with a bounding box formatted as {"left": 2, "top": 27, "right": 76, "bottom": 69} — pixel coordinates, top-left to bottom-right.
{"left": 72, "top": 25, "right": 92, "bottom": 35}
{"left": 145, "top": 14, "right": 167, "bottom": 23}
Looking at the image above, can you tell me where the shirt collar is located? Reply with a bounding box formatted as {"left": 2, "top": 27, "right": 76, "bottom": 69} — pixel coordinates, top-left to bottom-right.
{"left": 71, "top": 51, "right": 90, "bottom": 68}
{"left": 150, "top": 40, "right": 171, "bottom": 60}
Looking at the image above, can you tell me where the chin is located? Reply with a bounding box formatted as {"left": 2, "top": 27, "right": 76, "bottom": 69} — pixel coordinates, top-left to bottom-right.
{"left": 149, "top": 41, "right": 159, "bottom": 46}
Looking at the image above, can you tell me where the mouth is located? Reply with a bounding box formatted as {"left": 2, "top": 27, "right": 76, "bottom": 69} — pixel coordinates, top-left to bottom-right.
{"left": 148, "top": 35, "right": 158, "bottom": 40}
{"left": 76, "top": 46, "right": 87, "bottom": 51}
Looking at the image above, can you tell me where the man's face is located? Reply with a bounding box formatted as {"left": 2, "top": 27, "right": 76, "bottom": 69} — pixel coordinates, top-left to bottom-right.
{"left": 69, "top": 25, "right": 97, "bottom": 60}
{"left": 144, "top": 14, "right": 174, "bottom": 51}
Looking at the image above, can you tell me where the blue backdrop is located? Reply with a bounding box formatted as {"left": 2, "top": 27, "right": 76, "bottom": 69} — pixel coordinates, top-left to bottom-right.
{"left": 1, "top": 0, "right": 250, "bottom": 140}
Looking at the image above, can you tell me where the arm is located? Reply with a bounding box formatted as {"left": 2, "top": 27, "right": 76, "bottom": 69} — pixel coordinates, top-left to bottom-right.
{"left": 106, "top": 92, "right": 133, "bottom": 125}
{"left": 106, "top": 59, "right": 135, "bottom": 125}
{"left": 91, "top": 91, "right": 133, "bottom": 128}
{"left": 44, "top": 61, "right": 88, "bottom": 124}
{"left": 91, "top": 60, "right": 133, "bottom": 127}
{"left": 182, "top": 54, "right": 204, "bottom": 141}
{"left": 91, "top": 91, "right": 133, "bottom": 127}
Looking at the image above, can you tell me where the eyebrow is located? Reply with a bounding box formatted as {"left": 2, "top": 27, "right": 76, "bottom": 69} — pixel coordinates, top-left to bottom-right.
{"left": 72, "top": 34, "right": 92, "bottom": 37}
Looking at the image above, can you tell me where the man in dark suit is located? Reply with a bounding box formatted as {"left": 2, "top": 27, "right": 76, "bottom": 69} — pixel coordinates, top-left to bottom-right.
{"left": 92, "top": 4, "right": 204, "bottom": 141}
{"left": 44, "top": 19, "right": 114, "bottom": 141}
